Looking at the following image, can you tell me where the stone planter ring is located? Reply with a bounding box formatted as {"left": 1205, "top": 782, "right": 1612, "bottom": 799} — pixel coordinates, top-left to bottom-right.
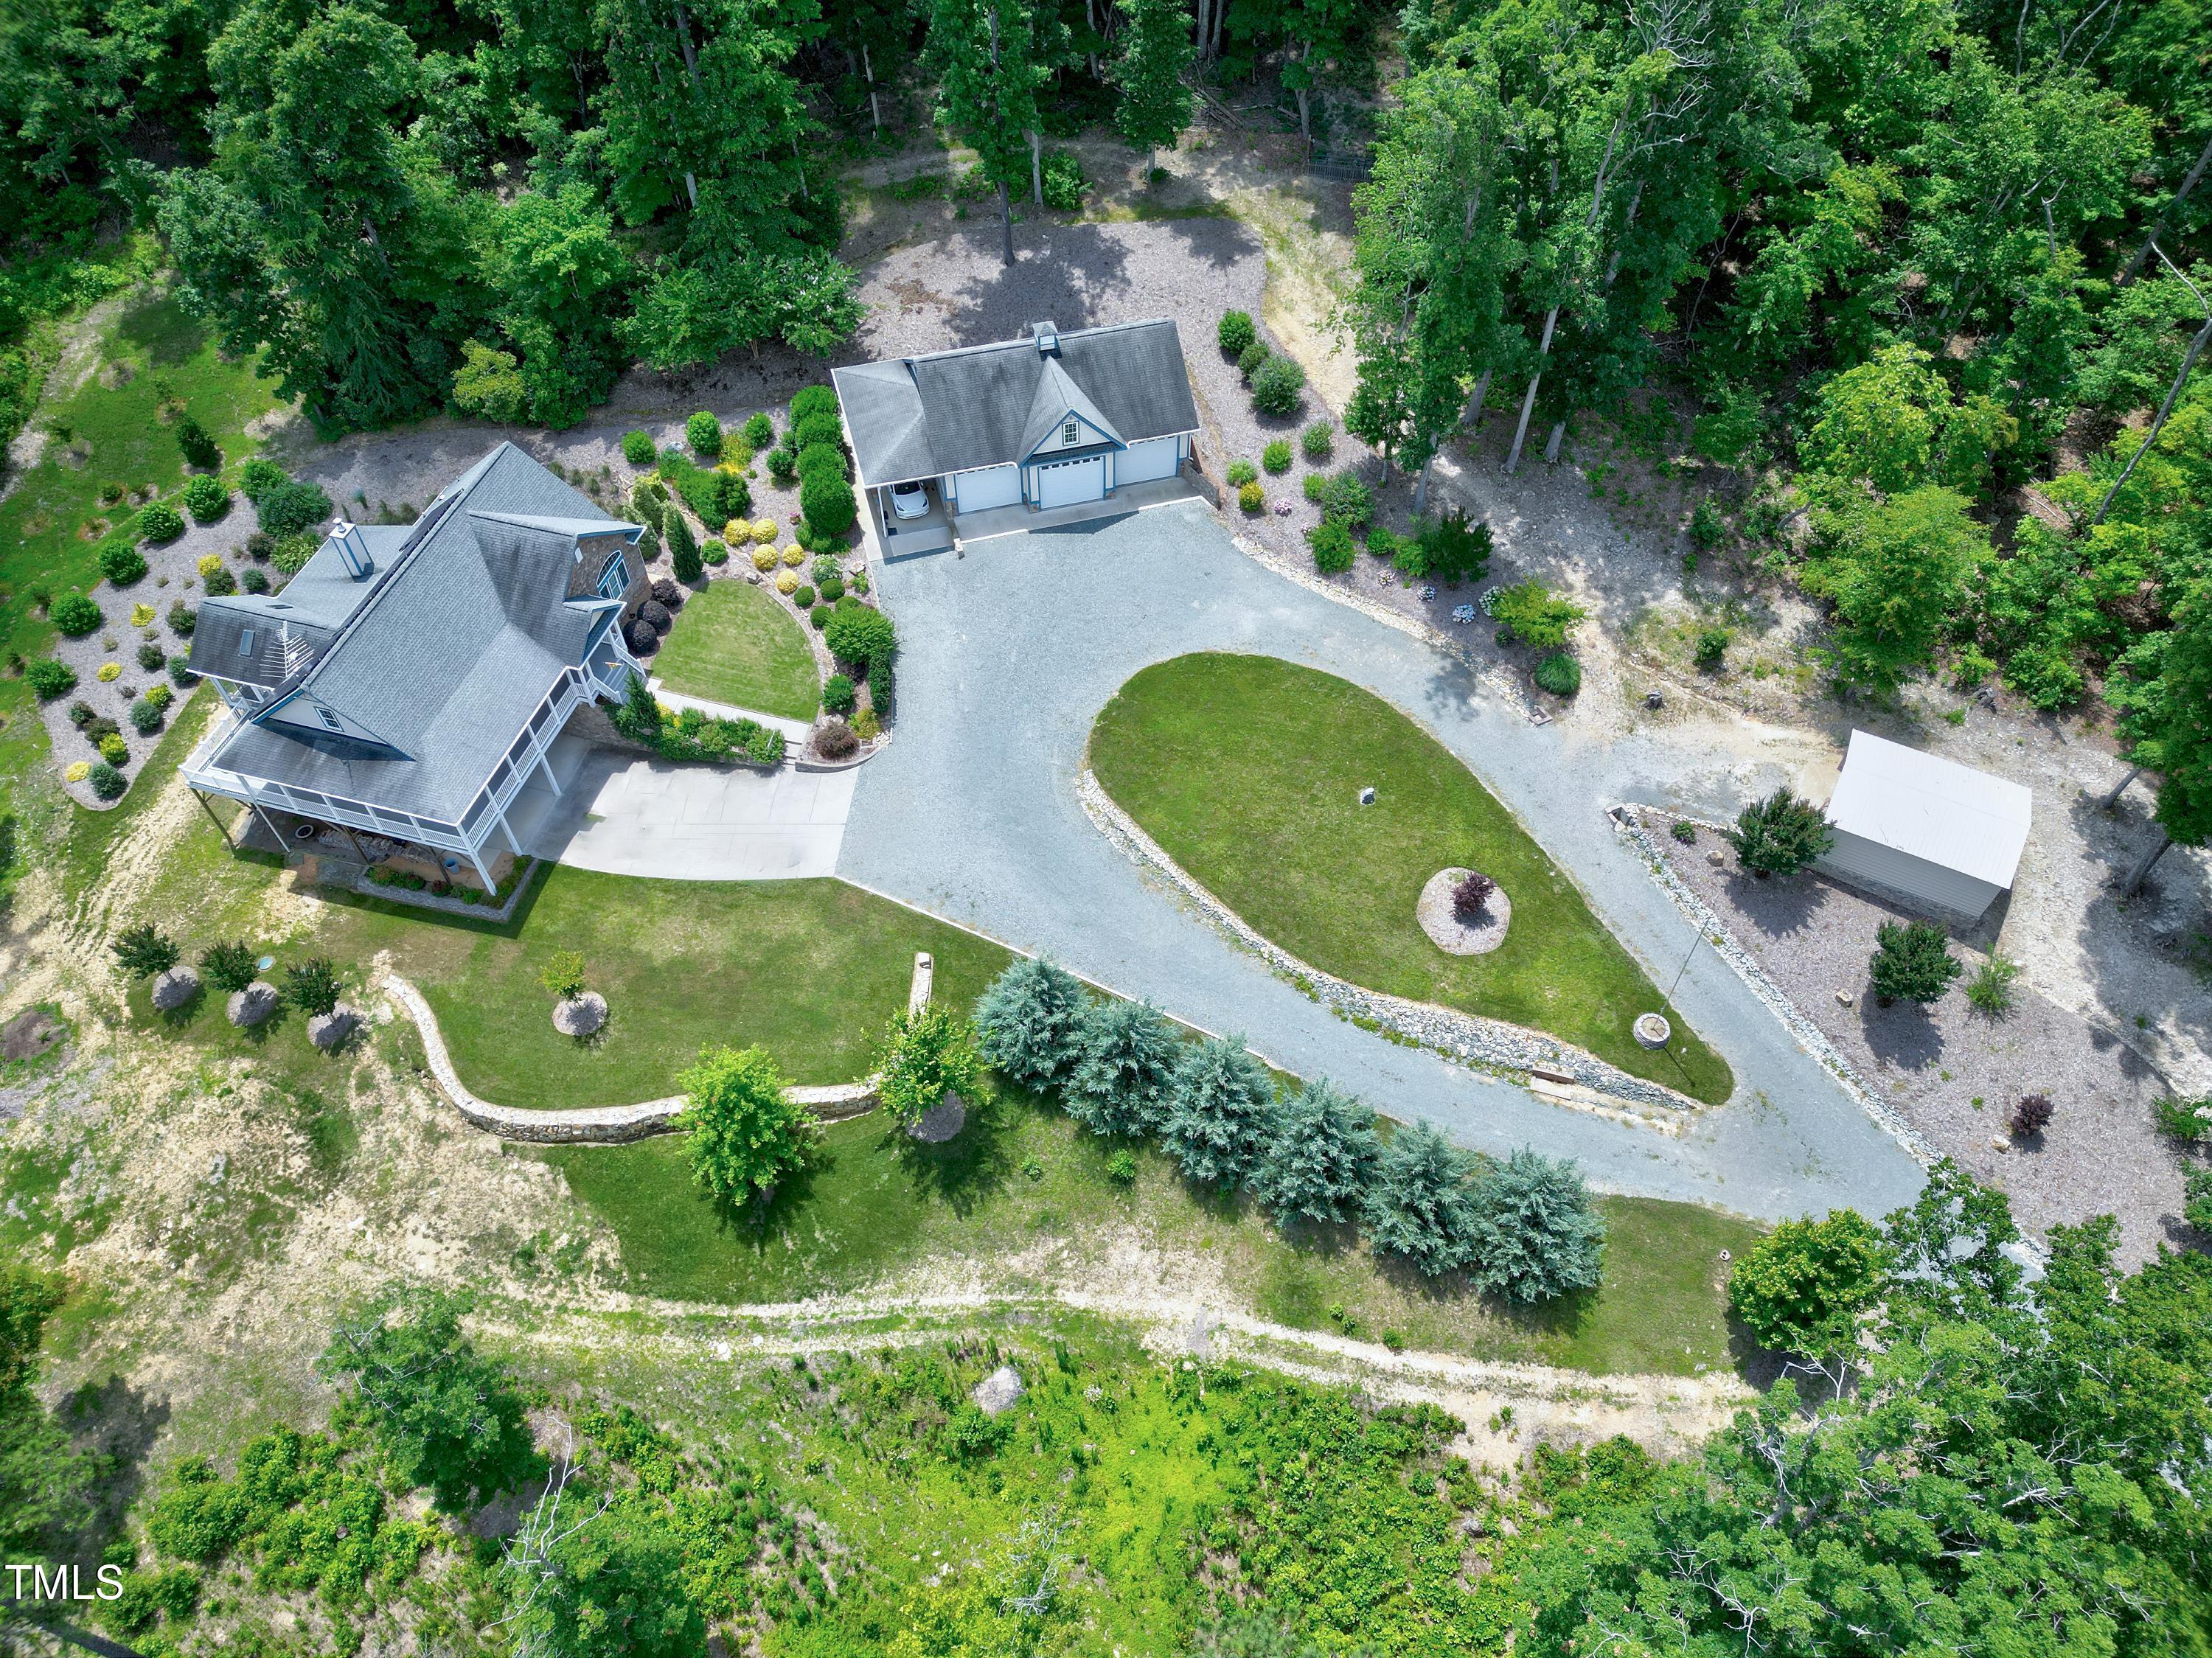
{"left": 1633, "top": 1011, "right": 1672, "bottom": 1049}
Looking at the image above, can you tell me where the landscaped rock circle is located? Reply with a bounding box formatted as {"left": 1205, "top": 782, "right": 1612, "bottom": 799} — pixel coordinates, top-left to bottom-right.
{"left": 909, "top": 1090, "right": 967, "bottom": 1143}
{"left": 307, "top": 1005, "right": 362, "bottom": 1050}
{"left": 552, "top": 992, "right": 608, "bottom": 1037}
{"left": 150, "top": 966, "right": 201, "bottom": 1011}
{"left": 228, "top": 981, "right": 279, "bottom": 1027}
{"left": 1416, "top": 868, "right": 1512, "bottom": 955}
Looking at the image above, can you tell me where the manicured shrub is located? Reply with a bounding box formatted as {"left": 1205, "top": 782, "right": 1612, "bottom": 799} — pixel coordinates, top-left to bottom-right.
{"left": 1728, "top": 1208, "right": 1888, "bottom": 1356}
{"left": 1725, "top": 786, "right": 1835, "bottom": 877}
{"left": 629, "top": 487, "right": 665, "bottom": 534}
{"left": 169, "top": 659, "right": 198, "bottom": 687}
{"left": 281, "top": 958, "right": 343, "bottom": 1017}
{"left": 1307, "top": 520, "right": 1355, "bottom": 574}
{"left": 1870, "top": 919, "right": 1962, "bottom": 1006}
{"left": 203, "top": 568, "right": 237, "bottom": 596}
{"left": 638, "top": 600, "right": 672, "bottom": 631}
{"left": 87, "top": 762, "right": 127, "bottom": 800}
{"left": 1251, "top": 355, "right": 1306, "bottom": 417}
{"left": 1316, "top": 472, "right": 1372, "bottom": 529}
{"left": 793, "top": 584, "right": 815, "bottom": 608}
{"left": 183, "top": 475, "right": 229, "bottom": 523}
{"left": 1262, "top": 439, "right": 1293, "bottom": 474}
{"left": 650, "top": 577, "right": 682, "bottom": 607}
{"left": 1453, "top": 871, "right": 1496, "bottom": 921}
{"left": 680, "top": 1044, "right": 815, "bottom": 1205}
{"left": 1239, "top": 481, "right": 1265, "bottom": 514}
{"left": 800, "top": 475, "right": 857, "bottom": 537}
{"left": 1362, "top": 1122, "right": 1478, "bottom": 1276}
{"left": 797, "top": 444, "right": 849, "bottom": 484}
{"left": 742, "top": 412, "right": 776, "bottom": 450}
{"left": 97, "top": 731, "right": 128, "bottom": 766}
{"left": 26, "top": 658, "right": 75, "bottom": 699}
{"left": 1465, "top": 1148, "right": 1607, "bottom": 1303}
{"left": 685, "top": 411, "right": 723, "bottom": 457}
{"left": 1302, "top": 472, "right": 1326, "bottom": 503}
{"left": 625, "top": 619, "right": 660, "bottom": 655}
{"left": 199, "top": 941, "right": 260, "bottom": 994}
{"left": 138, "top": 501, "right": 184, "bottom": 543}
{"left": 810, "top": 603, "right": 832, "bottom": 630}
{"left": 1217, "top": 310, "right": 1256, "bottom": 357}
{"left": 973, "top": 957, "right": 1087, "bottom": 1090}
{"left": 819, "top": 673, "right": 857, "bottom": 717}
{"left": 129, "top": 699, "right": 164, "bottom": 734}
{"left": 1301, "top": 419, "right": 1335, "bottom": 461}
{"left": 1534, "top": 650, "right": 1582, "bottom": 695}
{"left": 824, "top": 603, "right": 895, "bottom": 670}
{"left": 818, "top": 574, "right": 845, "bottom": 603}
{"left": 766, "top": 447, "right": 798, "bottom": 483}
{"left": 237, "top": 458, "right": 288, "bottom": 502}
{"left": 622, "top": 431, "right": 657, "bottom": 466}
{"left": 792, "top": 411, "right": 845, "bottom": 453}
{"left": 1487, "top": 579, "right": 1587, "bottom": 648}
{"left": 99, "top": 542, "right": 148, "bottom": 585}
{"left": 875, "top": 1003, "right": 983, "bottom": 1131}
{"left": 175, "top": 414, "right": 223, "bottom": 471}
{"left": 813, "top": 719, "right": 858, "bottom": 759}
{"left": 665, "top": 510, "right": 701, "bottom": 582}
{"left": 257, "top": 481, "right": 332, "bottom": 540}
{"left": 111, "top": 924, "right": 180, "bottom": 978}
{"left": 1225, "top": 459, "right": 1258, "bottom": 487}
{"left": 1237, "top": 341, "right": 1270, "bottom": 380}
{"left": 167, "top": 600, "right": 196, "bottom": 635}
{"left": 144, "top": 683, "right": 172, "bottom": 711}
{"left": 1065, "top": 997, "right": 1180, "bottom": 1136}
{"left": 1251, "top": 1079, "right": 1379, "bottom": 1227}
{"left": 241, "top": 568, "right": 269, "bottom": 594}
{"left": 1160, "top": 1037, "right": 1279, "bottom": 1189}
{"left": 2009, "top": 1093, "right": 2054, "bottom": 1138}
{"left": 701, "top": 538, "right": 727, "bottom": 566}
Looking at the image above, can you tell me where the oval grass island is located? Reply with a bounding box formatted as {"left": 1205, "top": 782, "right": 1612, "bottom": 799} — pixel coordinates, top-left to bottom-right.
{"left": 1088, "top": 653, "right": 1734, "bottom": 1105}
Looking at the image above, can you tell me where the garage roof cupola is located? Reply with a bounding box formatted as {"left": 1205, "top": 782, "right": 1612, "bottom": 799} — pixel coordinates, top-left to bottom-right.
{"left": 1031, "top": 321, "right": 1060, "bottom": 355}
{"left": 332, "top": 519, "right": 375, "bottom": 579}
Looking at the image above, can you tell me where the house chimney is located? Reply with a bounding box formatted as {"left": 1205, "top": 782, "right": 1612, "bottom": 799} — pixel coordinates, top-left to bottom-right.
{"left": 332, "top": 520, "right": 374, "bottom": 579}
{"left": 1031, "top": 321, "right": 1060, "bottom": 356}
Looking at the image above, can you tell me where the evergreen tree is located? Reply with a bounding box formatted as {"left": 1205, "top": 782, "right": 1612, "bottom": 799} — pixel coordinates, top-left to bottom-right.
{"left": 1363, "top": 1121, "right": 1478, "bottom": 1277}
{"left": 1109, "top": 0, "right": 1194, "bottom": 178}
{"left": 111, "top": 923, "right": 178, "bottom": 978}
{"left": 1870, "top": 919, "right": 1963, "bottom": 1006}
{"left": 1464, "top": 1147, "right": 1606, "bottom": 1304}
{"left": 1252, "top": 1079, "right": 1380, "bottom": 1227}
{"left": 927, "top": 0, "right": 1046, "bottom": 266}
{"left": 665, "top": 505, "right": 701, "bottom": 582}
{"left": 1064, "top": 997, "right": 1179, "bottom": 1137}
{"left": 2110, "top": 577, "right": 2212, "bottom": 893}
{"left": 973, "top": 956, "right": 1088, "bottom": 1090}
{"left": 1160, "top": 1036, "right": 1279, "bottom": 1188}
{"left": 1724, "top": 787, "right": 1835, "bottom": 877}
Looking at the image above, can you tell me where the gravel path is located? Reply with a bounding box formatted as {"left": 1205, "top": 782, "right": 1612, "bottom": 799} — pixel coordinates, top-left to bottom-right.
{"left": 836, "top": 501, "right": 1926, "bottom": 1225}
{"left": 1655, "top": 833, "right": 2193, "bottom": 1264}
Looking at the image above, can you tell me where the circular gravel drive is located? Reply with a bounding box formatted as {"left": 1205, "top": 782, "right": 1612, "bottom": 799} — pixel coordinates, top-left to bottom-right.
{"left": 835, "top": 503, "right": 1926, "bottom": 1225}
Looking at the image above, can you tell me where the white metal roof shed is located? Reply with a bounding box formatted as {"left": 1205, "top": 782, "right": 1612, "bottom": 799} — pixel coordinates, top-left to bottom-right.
{"left": 1818, "top": 730, "right": 2033, "bottom": 919}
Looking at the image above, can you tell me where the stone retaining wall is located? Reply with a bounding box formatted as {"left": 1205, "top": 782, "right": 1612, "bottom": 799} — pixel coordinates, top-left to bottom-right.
{"left": 380, "top": 970, "right": 877, "bottom": 1144}
{"left": 1077, "top": 771, "right": 1703, "bottom": 1118}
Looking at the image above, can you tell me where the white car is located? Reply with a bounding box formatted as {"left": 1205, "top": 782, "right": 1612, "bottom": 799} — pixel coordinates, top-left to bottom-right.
{"left": 890, "top": 481, "right": 930, "bottom": 520}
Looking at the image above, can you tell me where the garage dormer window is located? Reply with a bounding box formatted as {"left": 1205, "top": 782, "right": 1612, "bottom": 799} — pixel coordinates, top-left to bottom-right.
{"left": 1062, "top": 417, "right": 1079, "bottom": 445}
{"left": 318, "top": 706, "right": 343, "bottom": 731}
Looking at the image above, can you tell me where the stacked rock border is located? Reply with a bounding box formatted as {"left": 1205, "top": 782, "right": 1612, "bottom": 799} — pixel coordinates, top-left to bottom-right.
{"left": 1076, "top": 770, "right": 1703, "bottom": 1119}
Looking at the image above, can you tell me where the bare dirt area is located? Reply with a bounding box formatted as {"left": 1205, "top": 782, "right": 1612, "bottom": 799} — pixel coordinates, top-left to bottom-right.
{"left": 1655, "top": 830, "right": 2195, "bottom": 1264}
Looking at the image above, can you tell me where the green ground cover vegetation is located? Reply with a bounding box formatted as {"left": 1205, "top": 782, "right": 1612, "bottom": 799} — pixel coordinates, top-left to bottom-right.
{"left": 643, "top": 578, "right": 822, "bottom": 722}
{"left": 1089, "top": 653, "right": 1732, "bottom": 1102}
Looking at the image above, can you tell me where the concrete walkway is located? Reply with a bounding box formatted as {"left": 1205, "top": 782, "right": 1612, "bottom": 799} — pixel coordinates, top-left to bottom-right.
{"left": 835, "top": 502, "right": 1927, "bottom": 1225}
{"left": 519, "top": 731, "right": 857, "bottom": 881}
{"left": 647, "top": 681, "right": 816, "bottom": 746}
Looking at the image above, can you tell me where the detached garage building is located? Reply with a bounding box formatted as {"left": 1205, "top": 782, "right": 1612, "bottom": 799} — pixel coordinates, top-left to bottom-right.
{"left": 831, "top": 319, "right": 1200, "bottom": 551}
{"left": 1817, "top": 729, "right": 2033, "bottom": 922}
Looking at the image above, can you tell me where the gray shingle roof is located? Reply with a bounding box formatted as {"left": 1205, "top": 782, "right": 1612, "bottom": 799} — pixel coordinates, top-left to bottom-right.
{"left": 832, "top": 319, "right": 1199, "bottom": 488}
{"left": 197, "top": 443, "right": 640, "bottom": 824}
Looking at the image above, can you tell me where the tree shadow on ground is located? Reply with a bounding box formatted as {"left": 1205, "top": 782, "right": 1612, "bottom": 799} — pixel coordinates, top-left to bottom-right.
{"left": 61, "top": 1374, "right": 170, "bottom": 1564}
{"left": 1720, "top": 869, "right": 1826, "bottom": 940}
{"left": 884, "top": 1092, "right": 1017, "bottom": 1219}
{"left": 1860, "top": 997, "right": 1945, "bottom": 1072}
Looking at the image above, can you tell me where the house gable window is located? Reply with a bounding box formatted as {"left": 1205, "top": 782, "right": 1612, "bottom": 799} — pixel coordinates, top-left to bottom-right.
{"left": 318, "top": 706, "right": 343, "bottom": 731}
{"left": 1062, "top": 417, "right": 1079, "bottom": 446}
{"left": 595, "top": 549, "right": 627, "bottom": 600}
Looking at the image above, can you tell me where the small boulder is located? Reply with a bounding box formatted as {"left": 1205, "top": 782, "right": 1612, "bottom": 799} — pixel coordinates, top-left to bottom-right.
{"left": 150, "top": 965, "right": 201, "bottom": 1011}
{"left": 228, "top": 981, "right": 279, "bottom": 1028}
{"left": 908, "top": 1091, "right": 967, "bottom": 1143}
{"left": 553, "top": 992, "right": 608, "bottom": 1037}
{"left": 307, "top": 1004, "right": 361, "bottom": 1050}
{"left": 972, "top": 1365, "right": 1025, "bottom": 1416}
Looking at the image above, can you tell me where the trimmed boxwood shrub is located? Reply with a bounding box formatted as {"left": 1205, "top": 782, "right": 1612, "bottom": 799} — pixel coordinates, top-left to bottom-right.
{"left": 810, "top": 603, "right": 832, "bottom": 630}
{"left": 821, "top": 672, "right": 856, "bottom": 716}
{"left": 257, "top": 480, "right": 332, "bottom": 539}
{"left": 88, "top": 762, "right": 127, "bottom": 800}
{"left": 818, "top": 574, "right": 844, "bottom": 603}
{"left": 793, "top": 584, "right": 815, "bottom": 607}
{"left": 790, "top": 385, "right": 838, "bottom": 423}
{"left": 100, "top": 542, "right": 149, "bottom": 585}
{"left": 792, "top": 411, "right": 844, "bottom": 451}
{"left": 1534, "top": 651, "right": 1582, "bottom": 695}
{"left": 742, "top": 412, "right": 776, "bottom": 450}
{"left": 1251, "top": 355, "right": 1307, "bottom": 417}
{"left": 184, "top": 475, "right": 229, "bottom": 522}
{"left": 1308, "top": 520, "right": 1356, "bottom": 573}
{"left": 1218, "top": 310, "right": 1256, "bottom": 357}
{"left": 1262, "top": 439, "right": 1293, "bottom": 473}
{"left": 800, "top": 474, "right": 858, "bottom": 537}
{"left": 1239, "top": 481, "right": 1265, "bottom": 514}
{"left": 27, "top": 659, "right": 76, "bottom": 699}
{"left": 53, "top": 593, "right": 101, "bottom": 636}
{"left": 766, "top": 447, "right": 798, "bottom": 483}
{"left": 1237, "top": 341, "right": 1269, "bottom": 380}
{"left": 685, "top": 411, "right": 723, "bottom": 456}
{"left": 139, "top": 501, "right": 184, "bottom": 543}
{"left": 136, "top": 643, "right": 166, "bottom": 671}
{"left": 238, "top": 458, "right": 288, "bottom": 501}
{"left": 621, "top": 430, "right": 657, "bottom": 466}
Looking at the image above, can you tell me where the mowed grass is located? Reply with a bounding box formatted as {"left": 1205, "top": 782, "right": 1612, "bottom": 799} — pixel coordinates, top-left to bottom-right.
{"left": 651, "top": 577, "right": 821, "bottom": 722}
{"left": 1090, "top": 654, "right": 1733, "bottom": 1104}
{"left": 539, "top": 1092, "right": 1764, "bottom": 1376}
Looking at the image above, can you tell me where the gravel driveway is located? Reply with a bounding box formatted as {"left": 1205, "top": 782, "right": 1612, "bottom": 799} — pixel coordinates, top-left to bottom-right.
{"left": 836, "top": 502, "right": 1926, "bottom": 1225}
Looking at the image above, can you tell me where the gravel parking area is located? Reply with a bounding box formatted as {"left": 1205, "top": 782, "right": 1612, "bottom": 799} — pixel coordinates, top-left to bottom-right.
{"left": 1655, "top": 828, "right": 2195, "bottom": 1264}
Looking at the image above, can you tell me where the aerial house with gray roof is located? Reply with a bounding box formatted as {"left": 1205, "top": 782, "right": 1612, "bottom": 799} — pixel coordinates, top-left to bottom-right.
{"left": 181, "top": 442, "right": 650, "bottom": 890}
{"left": 831, "top": 318, "right": 1201, "bottom": 552}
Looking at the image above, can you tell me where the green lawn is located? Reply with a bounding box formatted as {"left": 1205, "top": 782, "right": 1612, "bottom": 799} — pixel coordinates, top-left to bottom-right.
{"left": 1089, "top": 653, "right": 1733, "bottom": 1104}
{"left": 651, "top": 578, "right": 821, "bottom": 721}
{"left": 540, "top": 1092, "right": 1764, "bottom": 1376}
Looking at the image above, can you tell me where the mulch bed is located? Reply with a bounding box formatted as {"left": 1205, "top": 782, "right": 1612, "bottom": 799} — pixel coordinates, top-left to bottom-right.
{"left": 1658, "top": 830, "right": 2198, "bottom": 1265}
